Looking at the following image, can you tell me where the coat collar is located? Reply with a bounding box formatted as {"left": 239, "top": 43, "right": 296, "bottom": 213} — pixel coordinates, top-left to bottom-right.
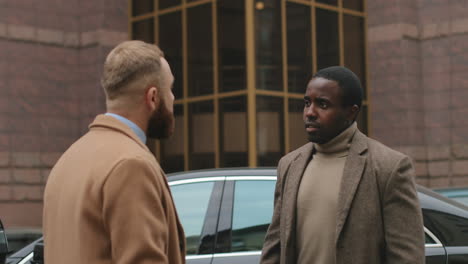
{"left": 335, "top": 129, "right": 368, "bottom": 243}
{"left": 88, "top": 114, "right": 150, "bottom": 152}
{"left": 282, "top": 130, "right": 368, "bottom": 246}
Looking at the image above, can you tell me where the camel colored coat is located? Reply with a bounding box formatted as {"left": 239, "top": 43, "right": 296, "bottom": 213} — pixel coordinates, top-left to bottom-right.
{"left": 43, "top": 115, "right": 185, "bottom": 264}
{"left": 261, "top": 129, "right": 425, "bottom": 264}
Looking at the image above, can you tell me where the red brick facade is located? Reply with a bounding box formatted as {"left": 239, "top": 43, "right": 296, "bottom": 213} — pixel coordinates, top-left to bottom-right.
{"left": 0, "top": 0, "right": 127, "bottom": 228}
{"left": 368, "top": 0, "right": 468, "bottom": 188}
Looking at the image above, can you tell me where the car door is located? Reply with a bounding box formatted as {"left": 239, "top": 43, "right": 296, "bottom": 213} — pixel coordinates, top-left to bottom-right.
{"left": 211, "top": 176, "right": 276, "bottom": 264}
{"left": 424, "top": 227, "right": 447, "bottom": 264}
{"left": 170, "top": 177, "right": 225, "bottom": 264}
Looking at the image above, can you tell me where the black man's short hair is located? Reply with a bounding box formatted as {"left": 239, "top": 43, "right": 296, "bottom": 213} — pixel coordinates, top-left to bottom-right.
{"left": 312, "top": 66, "right": 363, "bottom": 108}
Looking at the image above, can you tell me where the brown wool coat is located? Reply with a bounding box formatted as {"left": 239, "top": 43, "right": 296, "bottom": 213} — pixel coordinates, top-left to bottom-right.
{"left": 43, "top": 115, "right": 186, "bottom": 264}
{"left": 261, "top": 130, "right": 425, "bottom": 264}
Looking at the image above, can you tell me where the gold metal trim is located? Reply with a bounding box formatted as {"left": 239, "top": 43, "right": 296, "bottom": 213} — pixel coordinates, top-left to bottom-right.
{"left": 182, "top": 1, "right": 189, "bottom": 170}
{"left": 159, "top": 5, "right": 184, "bottom": 15}
{"left": 246, "top": 0, "right": 257, "bottom": 167}
{"left": 281, "top": 0, "right": 290, "bottom": 153}
{"left": 338, "top": 0, "right": 344, "bottom": 66}
{"left": 314, "top": 2, "right": 340, "bottom": 12}
{"left": 213, "top": 0, "right": 220, "bottom": 168}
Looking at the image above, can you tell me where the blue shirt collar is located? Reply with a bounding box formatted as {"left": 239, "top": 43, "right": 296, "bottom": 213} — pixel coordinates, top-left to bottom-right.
{"left": 105, "top": 113, "right": 147, "bottom": 144}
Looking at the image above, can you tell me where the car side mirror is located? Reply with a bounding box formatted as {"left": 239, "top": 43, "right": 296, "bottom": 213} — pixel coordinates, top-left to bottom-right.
{"left": 0, "top": 220, "right": 9, "bottom": 264}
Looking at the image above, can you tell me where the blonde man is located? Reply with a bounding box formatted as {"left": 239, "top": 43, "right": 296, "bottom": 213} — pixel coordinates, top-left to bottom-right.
{"left": 43, "top": 41, "right": 185, "bottom": 264}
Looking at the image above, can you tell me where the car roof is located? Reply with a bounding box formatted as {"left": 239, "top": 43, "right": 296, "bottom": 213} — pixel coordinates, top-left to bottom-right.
{"left": 168, "top": 167, "right": 468, "bottom": 218}
{"left": 167, "top": 167, "right": 277, "bottom": 181}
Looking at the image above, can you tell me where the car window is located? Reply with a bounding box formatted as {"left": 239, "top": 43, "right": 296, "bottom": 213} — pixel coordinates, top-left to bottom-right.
{"left": 171, "top": 181, "right": 215, "bottom": 255}
{"left": 425, "top": 233, "right": 436, "bottom": 244}
{"left": 231, "top": 180, "right": 275, "bottom": 252}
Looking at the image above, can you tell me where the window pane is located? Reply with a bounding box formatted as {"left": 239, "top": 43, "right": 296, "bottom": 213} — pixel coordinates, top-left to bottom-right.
{"left": 161, "top": 105, "right": 184, "bottom": 173}
{"left": 189, "top": 101, "right": 215, "bottom": 169}
{"left": 289, "top": 99, "right": 307, "bottom": 151}
{"left": 256, "top": 0, "right": 283, "bottom": 91}
{"left": 171, "top": 182, "right": 215, "bottom": 255}
{"left": 425, "top": 233, "right": 436, "bottom": 244}
{"left": 316, "top": 0, "right": 338, "bottom": 6}
{"left": 316, "top": 8, "right": 339, "bottom": 70}
{"left": 220, "top": 96, "right": 248, "bottom": 167}
{"left": 287, "top": 3, "right": 312, "bottom": 94}
{"left": 232, "top": 180, "right": 275, "bottom": 252}
{"left": 159, "top": 0, "right": 181, "bottom": 10}
{"left": 159, "top": 12, "right": 183, "bottom": 99}
{"left": 132, "top": 19, "right": 154, "bottom": 43}
{"left": 132, "top": 0, "right": 154, "bottom": 16}
{"left": 356, "top": 104, "right": 368, "bottom": 135}
{"left": 343, "top": 0, "right": 364, "bottom": 11}
{"left": 257, "top": 96, "right": 284, "bottom": 166}
{"left": 218, "top": 0, "right": 246, "bottom": 92}
{"left": 344, "top": 15, "right": 366, "bottom": 99}
{"left": 188, "top": 4, "right": 214, "bottom": 96}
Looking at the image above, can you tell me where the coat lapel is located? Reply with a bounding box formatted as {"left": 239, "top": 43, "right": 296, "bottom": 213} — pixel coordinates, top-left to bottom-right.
{"left": 282, "top": 143, "right": 314, "bottom": 245}
{"left": 335, "top": 130, "right": 368, "bottom": 243}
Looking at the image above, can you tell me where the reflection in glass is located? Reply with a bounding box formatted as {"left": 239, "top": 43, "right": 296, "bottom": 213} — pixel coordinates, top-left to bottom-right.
{"left": 171, "top": 182, "right": 214, "bottom": 254}
{"left": 287, "top": 3, "right": 312, "bottom": 93}
{"left": 159, "top": 12, "right": 183, "bottom": 99}
{"left": 423, "top": 208, "right": 468, "bottom": 247}
{"left": 316, "top": 8, "right": 339, "bottom": 70}
{"left": 232, "top": 180, "right": 275, "bottom": 252}
{"left": 256, "top": 0, "right": 283, "bottom": 91}
{"left": 132, "top": 0, "right": 154, "bottom": 16}
{"left": 257, "top": 96, "right": 284, "bottom": 166}
{"left": 220, "top": 97, "right": 248, "bottom": 167}
{"left": 187, "top": 4, "right": 213, "bottom": 96}
{"left": 289, "top": 99, "right": 307, "bottom": 151}
{"left": 356, "top": 105, "right": 368, "bottom": 135}
{"left": 161, "top": 105, "right": 184, "bottom": 173}
{"left": 344, "top": 15, "right": 366, "bottom": 99}
{"left": 159, "top": 0, "right": 181, "bottom": 10}
{"left": 218, "top": 0, "right": 246, "bottom": 92}
{"left": 132, "top": 19, "right": 154, "bottom": 44}
{"left": 189, "top": 101, "right": 215, "bottom": 170}
{"left": 343, "top": 0, "right": 364, "bottom": 11}
{"left": 316, "top": 0, "right": 338, "bottom": 6}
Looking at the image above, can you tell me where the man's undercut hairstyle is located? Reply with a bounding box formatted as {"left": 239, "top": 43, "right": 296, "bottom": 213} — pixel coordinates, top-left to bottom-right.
{"left": 313, "top": 66, "right": 363, "bottom": 108}
{"left": 101, "top": 40, "right": 164, "bottom": 100}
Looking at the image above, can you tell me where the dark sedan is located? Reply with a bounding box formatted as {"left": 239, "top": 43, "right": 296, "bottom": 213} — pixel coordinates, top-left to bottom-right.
{"left": 7, "top": 168, "right": 468, "bottom": 264}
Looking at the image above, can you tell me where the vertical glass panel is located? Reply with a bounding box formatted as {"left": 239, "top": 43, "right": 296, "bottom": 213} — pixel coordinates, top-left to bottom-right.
{"left": 189, "top": 101, "right": 215, "bottom": 169}
{"left": 316, "top": 0, "right": 338, "bottom": 6}
{"left": 289, "top": 99, "right": 308, "bottom": 151}
{"left": 356, "top": 104, "right": 368, "bottom": 135}
{"left": 218, "top": 0, "right": 246, "bottom": 92}
{"left": 159, "top": 0, "right": 181, "bottom": 10}
{"left": 159, "top": 12, "right": 183, "bottom": 99}
{"left": 287, "top": 3, "right": 312, "bottom": 93}
{"left": 132, "top": 0, "right": 154, "bottom": 16}
{"left": 231, "top": 180, "right": 275, "bottom": 252}
{"left": 187, "top": 4, "right": 214, "bottom": 96}
{"left": 171, "top": 182, "right": 215, "bottom": 254}
{"left": 344, "top": 15, "right": 366, "bottom": 99}
{"left": 255, "top": 0, "right": 283, "bottom": 91}
{"left": 132, "top": 19, "right": 154, "bottom": 43}
{"left": 220, "top": 96, "right": 248, "bottom": 167}
{"left": 257, "top": 96, "right": 284, "bottom": 166}
{"left": 343, "top": 0, "right": 364, "bottom": 11}
{"left": 316, "top": 8, "right": 339, "bottom": 70}
{"left": 161, "top": 105, "right": 184, "bottom": 173}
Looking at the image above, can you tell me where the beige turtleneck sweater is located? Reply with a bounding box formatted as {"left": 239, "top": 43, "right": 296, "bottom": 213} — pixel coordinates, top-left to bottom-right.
{"left": 296, "top": 122, "right": 357, "bottom": 264}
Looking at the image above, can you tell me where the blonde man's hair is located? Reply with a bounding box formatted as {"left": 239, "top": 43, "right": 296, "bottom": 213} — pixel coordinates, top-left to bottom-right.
{"left": 101, "top": 40, "right": 164, "bottom": 104}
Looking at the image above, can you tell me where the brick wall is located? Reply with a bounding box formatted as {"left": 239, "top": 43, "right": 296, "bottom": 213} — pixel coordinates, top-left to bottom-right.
{"left": 368, "top": 0, "right": 468, "bottom": 188}
{"left": 0, "top": 0, "right": 128, "bottom": 228}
